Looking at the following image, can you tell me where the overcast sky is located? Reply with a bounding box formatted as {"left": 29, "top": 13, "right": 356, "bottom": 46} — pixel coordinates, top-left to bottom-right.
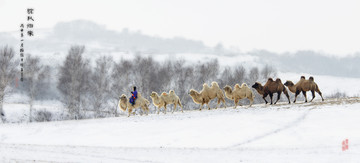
{"left": 1, "top": 0, "right": 360, "bottom": 56}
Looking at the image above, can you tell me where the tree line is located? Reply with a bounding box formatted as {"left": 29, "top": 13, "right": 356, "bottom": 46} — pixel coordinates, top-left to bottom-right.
{"left": 0, "top": 45, "right": 278, "bottom": 122}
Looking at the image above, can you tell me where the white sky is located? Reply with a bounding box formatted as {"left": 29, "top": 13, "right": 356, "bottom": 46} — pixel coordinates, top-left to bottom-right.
{"left": 1, "top": 0, "right": 360, "bottom": 56}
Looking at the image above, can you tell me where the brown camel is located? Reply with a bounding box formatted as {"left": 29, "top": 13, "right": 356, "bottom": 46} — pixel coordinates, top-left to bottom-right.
{"left": 284, "top": 76, "right": 324, "bottom": 103}
{"left": 252, "top": 78, "right": 291, "bottom": 104}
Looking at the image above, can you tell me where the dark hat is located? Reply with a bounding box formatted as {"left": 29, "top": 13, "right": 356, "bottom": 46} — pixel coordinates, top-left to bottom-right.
{"left": 133, "top": 86, "right": 136, "bottom": 91}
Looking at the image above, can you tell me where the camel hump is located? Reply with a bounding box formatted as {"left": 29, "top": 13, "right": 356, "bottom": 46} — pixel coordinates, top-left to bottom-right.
{"left": 161, "top": 92, "right": 168, "bottom": 96}
{"left": 137, "top": 92, "right": 142, "bottom": 97}
{"left": 275, "top": 78, "right": 282, "bottom": 83}
{"left": 300, "top": 76, "right": 306, "bottom": 80}
{"left": 235, "top": 84, "right": 241, "bottom": 89}
{"left": 309, "top": 76, "right": 314, "bottom": 81}
{"left": 211, "top": 81, "right": 220, "bottom": 88}
{"left": 169, "top": 90, "right": 175, "bottom": 95}
{"left": 240, "top": 83, "right": 248, "bottom": 88}
{"left": 267, "top": 78, "right": 274, "bottom": 81}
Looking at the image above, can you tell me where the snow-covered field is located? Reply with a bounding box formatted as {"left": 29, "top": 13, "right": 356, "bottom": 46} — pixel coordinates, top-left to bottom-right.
{"left": 1, "top": 97, "right": 360, "bottom": 162}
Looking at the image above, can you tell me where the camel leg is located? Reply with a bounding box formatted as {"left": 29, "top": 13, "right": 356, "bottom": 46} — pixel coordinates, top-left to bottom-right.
{"left": 199, "top": 103, "right": 203, "bottom": 111}
{"left": 222, "top": 98, "right": 227, "bottom": 108}
{"left": 178, "top": 100, "right": 183, "bottom": 113}
{"left": 310, "top": 90, "right": 316, "bottom": 102}
{"left": 294, "top": 90, "right": 300, "bottom": 103}
{"left": 234, "top": 98, "right": 239, "bottom": 109}
{"left": 248, "top": 97, "right": 253, "bottom": 107}
{"left": 263, "top": 94, "right": 268, "bottom": 104}
{"left": 283, "top": 90, "right": 291, "bottom": 104}
{"left": 172, "top": 103, "right": 177, "bottom": 113}
{"left": 269, "top": 93, "right": 273, "bottom": 105}
{"left": 206, "top": 102, "right": 211, "bottom": 110}
{"left": 164, "top": 104, "right": 167, "bottom": 114}
{"left": 128, "top": 108, "right": 133, "bottom": 117}
{"left": 216, "top": 98, "right": 220, "bottom": 109}
{"left": 145, "top": 106, "right": 149, "bottom": 115}
{"left": 274, "top": 92, "right": 281, "bottom": 104}
{"left": 302, "top": 91, "right": 307, "bottom": 102}
{"left": 316, "top": 89, "right": 324, "bottom": 101}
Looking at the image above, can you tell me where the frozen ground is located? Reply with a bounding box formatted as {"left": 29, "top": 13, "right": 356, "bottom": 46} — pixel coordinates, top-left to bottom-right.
{"left": 1, "top": 97, "right": 360, "bottom": 162}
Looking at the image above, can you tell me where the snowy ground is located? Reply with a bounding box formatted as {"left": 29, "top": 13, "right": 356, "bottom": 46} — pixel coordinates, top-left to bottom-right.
{"left": 1, "top": 97, "right": 360, "bottom": 162}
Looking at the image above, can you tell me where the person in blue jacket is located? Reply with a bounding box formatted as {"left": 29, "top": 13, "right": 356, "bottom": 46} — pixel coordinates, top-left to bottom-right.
{"left": 129, "top": 86, "right": 137, "bottom": 106}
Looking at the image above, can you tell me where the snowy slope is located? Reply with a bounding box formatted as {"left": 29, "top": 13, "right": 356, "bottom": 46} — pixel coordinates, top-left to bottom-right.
{"left": 1, "top": 98, "right": 360, "bottom": 162}
{"left": 279, "top": 72, "right": 360, "bottom": 97}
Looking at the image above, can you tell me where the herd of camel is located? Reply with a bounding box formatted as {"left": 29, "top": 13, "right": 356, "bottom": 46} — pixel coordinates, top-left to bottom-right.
{"left": 118, "top": 76, "right": 324, "bottom": 117}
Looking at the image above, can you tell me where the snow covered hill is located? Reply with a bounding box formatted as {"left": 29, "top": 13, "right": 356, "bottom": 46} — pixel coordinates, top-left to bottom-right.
{"left": 1, "top": 97, "right": 360, "bottom": 162}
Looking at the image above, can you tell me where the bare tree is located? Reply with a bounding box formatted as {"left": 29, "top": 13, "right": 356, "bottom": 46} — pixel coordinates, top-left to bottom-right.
{"left": 111, "top": 58, "right": 133, "bottom": 116}
{"left": 0, "top": 46, "right": 17, "bottom": 123}
{"left": 233, "top": 65, "right": 246, "bottom": 84}
{"left": 261, "top": 64, "right": 277, "bottom": 81}
{"left": 248, "top": 67, "right": 259, "bottom": 83}
{"left": 219, "top": 67, "right": 235, "bottom": 86}
{"left": 90, "top": 56, "right": 113, "bottom": 117}
{"left": 172, "top": 59, "right": 195, "bottom": 110}
{"left": 194, "top": 59, "right": 219, "bottom": 86}
{"left": 23, "top": 54, "right": 49, "bottom": 122}
{"left": 57, "top": 46, "right": 90, "bottom": 119}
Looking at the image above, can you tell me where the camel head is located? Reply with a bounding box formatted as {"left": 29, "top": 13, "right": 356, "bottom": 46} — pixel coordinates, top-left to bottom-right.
{"left": 283, "top": 80, "right": 294, "bottom": 87}
{"left": 188, "top": 89, "right": 199, "bottom": 96}
{"left": 223, "top": 85, "right": 232, "bottom": 93}
{"left": 252, "top": 82, "right": 262, "bottom": 89}
{"left": 118, "top": 94, "right": 128, "bottom": 111}
{"left": 119, "top": 94, "right": 127, "bottom": 100}
{"left": 150, "top": 92, "right": 159, "bottom": 98}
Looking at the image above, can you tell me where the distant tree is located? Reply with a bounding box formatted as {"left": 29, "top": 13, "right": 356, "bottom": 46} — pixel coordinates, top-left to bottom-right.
{"left": 172, "top": 59, "right": 195, "bottom": 109}
{"left": 195, "top": 59, "right": 219, "bottom": 86}
{"left": 89, "top": 56, "right": 113, "bottom": 117}
{"left": 111, "top": 58, "right": 133, "bottom": 116}
{"left": 0, "top": 46, "right": 17, "bottom": 123}
{"left": 57, "top": 46, "right": 90, "bottom": 119}
{"left": 261, "top": 64, "right": 277, "bottom": 81}
{"left": 134, "top": 55, "right": 157, "bottom": 98}
{"left": 219, "top": 67, "right": 234, "bottom": 86}
{"left": 249, "top": 67, "right": 259, "bottom": 83}
{"left": 23, "top": 54, "right": 49, "bottom": 122}
{"left": 233, "top": 65, "right": 246, "bottom": 84}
